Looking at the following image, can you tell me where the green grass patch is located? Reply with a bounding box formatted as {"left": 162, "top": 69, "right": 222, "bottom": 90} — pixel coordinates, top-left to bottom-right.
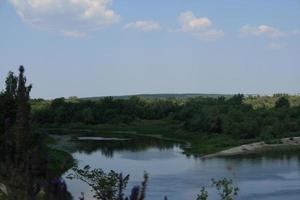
{"left": 47, "top": 148, "right": 75, "bottom": 177}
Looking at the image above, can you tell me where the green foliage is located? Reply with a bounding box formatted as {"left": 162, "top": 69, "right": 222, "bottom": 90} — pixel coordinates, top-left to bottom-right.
{"left": 244, "top": 94, "right": 300, "bottom": 109}
{"left": 67, "top": 166, "right": 149, "bottom": 200}
{"left": 196, "top": 187, "right": 208, "bottom": 200}
{"left": 260, "top": 131, "right": 275, "bottom": 144}
{"left": 211, "top": 178, "right": 239, "bottom": 200}
{"left": 195, "top": 178, "right": 239, "bottom": 200}
{"left": 68, "top": 165, "right": 130, "bottom": 200}
{"left": 175, "top": 96, "right": 300, "bottom": 141}
{"left": 275, "top": 97, "right": 290, "bottom": 108}
{"left": 47, "top": 148, "right": 75, "bottom": 176}
{"left": 31, "top": 90, "right": 300, "bottom": 146}
{"left": 227, "top": 94, "right": 244, "bottom": 105}
{"left": 0, "top": 66, "right": 34, "bottom": 166}
{"left": 68, "top": 165, "right": 239, "bottom": 200}
{"left": 0, "top": 67, "right": 73, "bottom": 200}
{"left": 32, "top": 97, "right": 179, "bottom": 125}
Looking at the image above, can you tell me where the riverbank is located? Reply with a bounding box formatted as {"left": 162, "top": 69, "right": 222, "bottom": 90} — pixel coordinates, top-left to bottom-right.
{"left": 39, "top": 120, "right": 239, "bottom": 156}
{"left": 40, "top": 120, "right": 300, "bottom": 157}
{"left": 202, "top": 137, "right": 300, "bottom": 158}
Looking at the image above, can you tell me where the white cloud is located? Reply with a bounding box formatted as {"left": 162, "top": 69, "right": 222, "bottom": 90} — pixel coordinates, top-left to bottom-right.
{"left": 125, "top": 20, "right": 161, "bottom": 32}
{"left": 178, "top": 11, "right": 224, "bottom": 41}
{"left": 178, "top": 11, "right": 211, "bottom": 32}
{"left": 239, "top": 25, "right": 300, "bottom": 49}
{"left": 9, "top": 0, "right": 120, "bottom": 37}
{"left": 240, "top": 25, "right": 285, "bottom": 38}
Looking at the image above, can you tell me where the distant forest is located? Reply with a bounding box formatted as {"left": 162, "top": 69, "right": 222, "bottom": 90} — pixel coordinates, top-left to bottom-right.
{"left": 31, "top": 93, "right": 300, "bottom": 142}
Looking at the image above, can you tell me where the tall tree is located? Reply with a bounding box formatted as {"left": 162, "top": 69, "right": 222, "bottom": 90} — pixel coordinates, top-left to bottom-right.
{"left": 0, "top": 71, "right": 18, "bottom": 163}
{"left": 14, "top": 66, "right": 32, "bottom": 165}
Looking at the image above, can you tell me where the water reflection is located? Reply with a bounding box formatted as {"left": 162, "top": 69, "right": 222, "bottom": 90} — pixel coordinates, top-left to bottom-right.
{"left": 72, "top": 137, "right": 178, "bottom": 158}
{"left": 65, "top": 136, "right": 300, "bottom": 200}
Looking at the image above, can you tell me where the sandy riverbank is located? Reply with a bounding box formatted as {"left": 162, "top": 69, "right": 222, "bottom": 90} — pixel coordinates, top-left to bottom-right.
{"left": 203, "top": 137, "right": 300, "bottom": 158}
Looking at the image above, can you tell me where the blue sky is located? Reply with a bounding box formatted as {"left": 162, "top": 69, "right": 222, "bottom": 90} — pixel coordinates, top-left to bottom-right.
{"left": 0, "top": 0, "right": 300, "bottom": 99}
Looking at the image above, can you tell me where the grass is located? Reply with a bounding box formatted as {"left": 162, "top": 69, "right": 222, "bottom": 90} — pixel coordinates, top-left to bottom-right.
{"left": 45, "top": 134, "right": 76, "bottom": 176}
{"left": 184, "top": 135, "right": 239, "bottom": 156}
{"left": 47, "top": 148, "right": 75, "bottom": 177}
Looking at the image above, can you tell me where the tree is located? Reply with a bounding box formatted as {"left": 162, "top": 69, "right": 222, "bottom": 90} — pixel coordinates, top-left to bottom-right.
{"left": 275, "top": 97, "right": 290, "bottom": 108}
{"left": 196, "top": 188, "right": 208, "bottom": 200}
{"left": 0, "top": 71, "right": 18, "bottom": 163}
{"left": 211, "top": 178, "right": 239, "bottom": 200}
{"left": 67, "top": 166, "right": 149, "bottom": 200}
{"left": 228, "top": 94, "right": 244, "bottom": 105}
{"left": 210, "top": 117, "right": 223, "bottom": 134}
{"left": 68, "top": 165, "right": 129, "bottom": 200}
{"left": 68, "top": 166, "right": 239, "bottom": 200}
{"left": 0, "top": 66, "right": 72, "bottom": 200}
{"left": 14, "top": 66, "right": 32, "bottom": 165}
{"left": 5, "top": 71, "right": 18, "bottom": 99}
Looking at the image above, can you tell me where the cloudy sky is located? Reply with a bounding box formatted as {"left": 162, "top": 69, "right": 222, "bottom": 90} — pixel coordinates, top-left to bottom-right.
{"left": 0, "top": 0, "right": 300, "bottom": 99}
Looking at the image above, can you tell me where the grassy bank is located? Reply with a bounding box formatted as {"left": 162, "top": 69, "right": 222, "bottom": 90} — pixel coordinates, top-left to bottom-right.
{"left": 38, "top": 119, "right": 300, "bottom": 160}
{"left": 47, "top": 148, "right": 75, "bottom": 176}
{"left": 45, "top": 134, "right": 76, "bottom": 176}
{"left": 38, "top": 119, "right": 242, "bottom": 156}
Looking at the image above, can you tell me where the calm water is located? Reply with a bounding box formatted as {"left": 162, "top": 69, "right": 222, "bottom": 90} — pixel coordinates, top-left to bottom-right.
{"left": 64, "top": 137, "right": 300, "bottom": 200}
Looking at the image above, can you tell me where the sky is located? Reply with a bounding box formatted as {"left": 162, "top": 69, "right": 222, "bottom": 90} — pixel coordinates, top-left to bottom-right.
{"left": 0, "top": 0, "right": 300, "bottom": 99}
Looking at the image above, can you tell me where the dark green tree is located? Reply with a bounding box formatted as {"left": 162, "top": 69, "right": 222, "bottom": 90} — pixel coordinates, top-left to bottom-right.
{"left": 14, "top": 66, "right": 32, "bottom": 165}
{"left": 0, "top": 71, "right": 18, "bottom": 163}
{"left": 228, "top": 94, "right": 244, "bottom": 105}
{"left": 0, "top": 67, "right": 72, "bottom": 200}
{"left": 275, "top": 97, "right": 290, "bottom": 108}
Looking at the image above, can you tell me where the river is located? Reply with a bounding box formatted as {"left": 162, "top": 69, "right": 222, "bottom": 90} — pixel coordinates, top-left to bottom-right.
{"left": 63, "top": 136, "right": 300, "bottom": 200}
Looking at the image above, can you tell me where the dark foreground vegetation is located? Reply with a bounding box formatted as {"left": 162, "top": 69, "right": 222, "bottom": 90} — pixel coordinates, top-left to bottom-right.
{"left": 0, "top": 67, "right": 242, "bottom": 200}
{"left": 66, "top": 165, "right": 239, "bottom": 200}
{"left": 0, "top": 67, "right": 74, "bottom": 200}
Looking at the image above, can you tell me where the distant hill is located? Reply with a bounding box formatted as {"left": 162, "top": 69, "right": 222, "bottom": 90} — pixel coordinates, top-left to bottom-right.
{"left": 81, "top": 93, "right": 232, "bottom": 101}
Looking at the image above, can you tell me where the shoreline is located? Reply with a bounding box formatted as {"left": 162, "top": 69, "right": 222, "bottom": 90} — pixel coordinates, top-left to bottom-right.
{"left": 45, "top": 126, "right": 300, "bottom": 158}
{"left": 202, "top": 137, "right": 300, "bottom": 158}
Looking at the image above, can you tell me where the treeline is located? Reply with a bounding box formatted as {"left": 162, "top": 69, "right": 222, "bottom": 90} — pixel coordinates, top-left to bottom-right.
{"left": 31, "top": 93, "right": 300, "bottom": 142}
{"left": 244, "top": 94, "right": 300, "bottom": 108}
{"left": 31, "top": 97, "right": 179, "bottom": 124}
{"left": 174, "top": 94, "right": 300, "bottom": 141}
